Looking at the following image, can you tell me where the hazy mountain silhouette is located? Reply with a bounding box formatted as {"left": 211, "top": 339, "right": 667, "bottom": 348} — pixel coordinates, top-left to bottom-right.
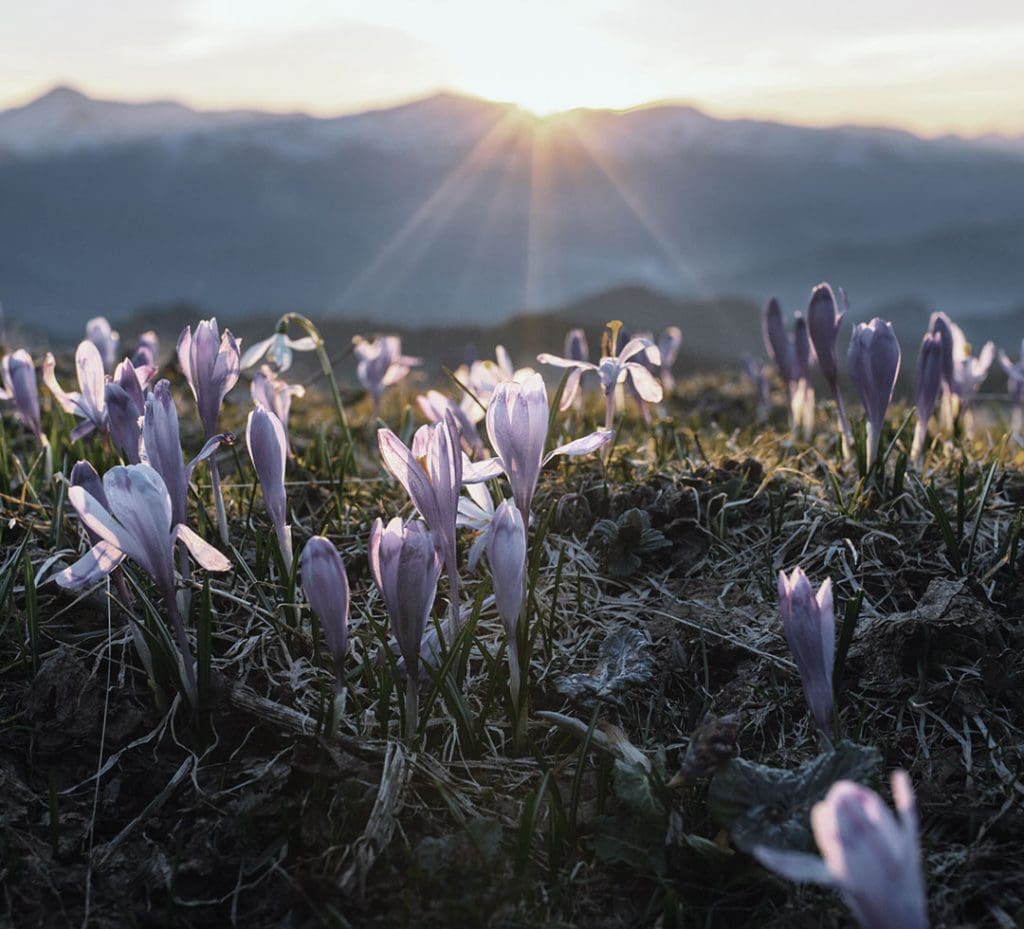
{"left": 1, "top": 86, "right": 1023, "bottom": 332}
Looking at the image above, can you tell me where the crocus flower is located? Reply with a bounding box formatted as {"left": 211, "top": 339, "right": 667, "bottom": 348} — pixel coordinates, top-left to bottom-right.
{"left": 369, "top": 516, "right": 442, "bottom": 741}
{"left": 132, "top": 330, "right": 159, "bottom": 369}
{"left": 141, "top": 380, "right": 227, "bottom": 530}
{"left": 353, "top": 335, "right": 421, "bottom": 417}
{"left": 740, "top": 354, "right": 771, "bottom": 423}
{"left": 763, "top": 300, "right": 816, "bottom": 439}
{"left": 453, "top": 346, "right": 535, "bottom": 424}
{"left": 657, "top": 326, "right": 683, "bottom": 392}
{"left": 1, "top": 350, "right": 43, "bottom": 440}
{"left": 240, "top": 329, "right": 315, "bottom": 373}
{"left": 86, "top": 316, "right": 120, "bottom": 373}
{"left": 251, "top": 365, "right": 304, "bottom": 455}
{"left": 999, "top": 340, "right": 1024, "bottom": 434}
{"left": 807, "top": 283, "right": 852, "bottom": 449}
{"left": 105, "top": 359, "right": 147, "bottom": 463}
{"left": 177, "top": 318, "right": 240, "bottom": 543}
{"left": 564, "top": 329, "right": 589, "bottom": 363}
{"left": 246, "top": 404, "right": 292, "bottom": 568}
{"left": 487, "top": 500, "right": 527, "bottom": 703}
{"left": 847, "top": 318, "right": 901, "bottom": 470}
{"left": 56, "top": 463, "right": 231, "bottom": 703}
{"left": 43, "top": 341, "right": 108, "bottom": 441}
{"left": 463, "top": 372, "right": 612, "bottom": 525}
{"left": 927, "top": 313, "right": 993, "bottom": 428}
{"left": 754, "top": 770, "right": 928, "bottom": 929}
{"left": 416, "top": 389, "right": 483, "bottom": 457}
{"left": 378, "top": 412, "right": 463, "bottom": 632}
{"left": 300, "top": 536, "right": 350, "bottom": 700}
{"left": 777, "top": 567, "right": 835, "bottom": 748}
{"left": 911, "top": 332, "right": 944, "bottom": 464}
{"left": 538, "top": 321, "right": 662, "bottom": 428}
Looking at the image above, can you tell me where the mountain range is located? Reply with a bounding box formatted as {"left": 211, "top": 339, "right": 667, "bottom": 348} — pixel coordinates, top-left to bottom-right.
{"left": 1, "top": 85, "right": 1023, "bottom": 336}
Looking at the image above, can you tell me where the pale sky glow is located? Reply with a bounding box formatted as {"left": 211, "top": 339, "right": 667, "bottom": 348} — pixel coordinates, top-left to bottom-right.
{"left": 3, "top": 0, "right": 1024, "bottom": 135}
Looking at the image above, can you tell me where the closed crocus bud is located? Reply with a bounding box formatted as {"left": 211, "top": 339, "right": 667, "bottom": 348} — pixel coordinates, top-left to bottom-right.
{"left": 1, "top": 350, "right": 42, "bottom": 439}
{"left": 564, "top": 328, "right": 589, "bottom": 363}
{"left": 807, "top": 283, "right": 853, "bottom": 450}
{"left": 246, "top": 404, "right": 291, "bottom": 567}
{"left": 300, "top": 536, "right": 350, "bottom": 683}
{"left": 754, "top": 771, "right": 928, "bottom": 929}
{"left": 85, "top": 316, "right": 120, "bottom": 373}
{"left": 369, "top": 517, "right": 442, "bottom": 741}
{"left": 488, "top": 500, "right": 527, "bottom": 703}
{"left": 763, "top": 298, "right": 794, "bottom": 385}
{"left": 847, "top": 318, "right": 901, "bottom": 469}
{"left": 105, "top": 359, "right": 146, "bottom": 463}
{"left": 777, "top": 567, "right": 835, "bottom": 748}
{"left": 911, "top": 332, "right": 944, "bottom": 463}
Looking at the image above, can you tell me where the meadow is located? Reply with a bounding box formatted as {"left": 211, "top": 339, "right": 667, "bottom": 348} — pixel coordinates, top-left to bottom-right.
{"left": 1, "top": 298, "right": 1022, "bottom": 929}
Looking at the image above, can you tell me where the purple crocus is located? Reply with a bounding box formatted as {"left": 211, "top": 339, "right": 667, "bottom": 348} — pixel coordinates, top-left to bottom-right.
{"left": 105, "top": 359, "right": 147, "bottom": 463}
{"left": 369, "top": 516, "right": 442, "bottom": 741}
{"left": 56, "top": 463, "right": 231, "bottom": 703}
{"left": 353, "top": 335, "right": 421, "bottom": 418}
{"left": 251, "top": 365, "right": 304, "bottom": 455}
{"left": 43, "top": 341, "right": 108, "bottom": 441}
{"left": 538, "top": 321, "right": 662, "bottom": 428}
{"left": 764, "top": 299, "right": 816, "bottom": 439}
{"left": 416, "top": 389, "right": 483, "bottom": 458}
{"left": 911, "top": 332, "right": 945, "bottom": 464}
{"left": 378, "top": 412, "right": 463, "bottom": 632}
{"left": 847, "top": 318, "right": 901, "bottom": 469}
{"left": 300, "top": 536, "right": 350, "bottom": 707}
{"left": 754, "top": 770, "right": 928, "bottom": 929}
{"left": 564, "top": 328, "right": 589, "bottom": 363}
{"left": 777, "top": 567, "right": 835, "bottom": 748}
{"left": 1, "top": 350, "right": 43, "bottom": 440}
{"left": 463, "top": 373, "right": 612, "bottom": 526}
{"left": 487, "top": 500, "right": 527, "bottom": 703}
{"left": 740, "top": 354, "right": 771, "bottom": 423}
{"left": 999, "top": 340, "right": 1024, "bottom": 433}
{"left": 86, "top": 316, "right": 120, "bottom": 373}
{"left": 132, "top": 330, "right": 160, "bottom": 369}
{"left": 807, "top": 284, "right": 852, "bottom": 450}
{"left": 177, "top": 318, "right": 240, "bottom": 543}
{"left": 657, "top": 326, "right": 683, "bottom": 392}
{"left": 246, "top": 404, "right": 292, "bottom": 568}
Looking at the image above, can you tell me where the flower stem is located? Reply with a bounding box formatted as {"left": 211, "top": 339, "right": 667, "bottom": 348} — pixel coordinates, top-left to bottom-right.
{"left": 208, "top": 457, "right": 229, "bottom": 545}
{"left": 404, "top": 674, "right": 419, "bottom": 746}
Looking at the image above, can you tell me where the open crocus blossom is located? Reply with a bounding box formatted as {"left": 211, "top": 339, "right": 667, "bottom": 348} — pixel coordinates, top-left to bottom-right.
{"left": 240, "top": 328, "right": 315, "bottom": 373}
{"left": 56, "top": 463, "right": 231, "bottom": 703}
{"left": 847, "top": 318, "right": 901, "bottom": 470}
{"left": 43, "top": 340, "right": 108, "bottom": 441}
{"left": 807, "top": 284, "right": 852, "bottom": 449}
{"left": 538, "top": 320, "right": 662, "bottom": 428}
{"left": 300, "top": 536, "right": 350, "bottom": 708}
{"left": 777, "top": 567, "right": 835, "bottom": 748}
{"left": 463, "top": 372, "right": 613, "bottom": 525}
{"left": 246, "top": 404, "right": 292, "bottom": 568}
{"left": 369, "top": 516, "right": 443, "bottom": 741}
{"left": 251, "top": 365, "right": 304, "bottom": 455}
{"left": 754, "top": 771, "right": 928, "bottom": 929}
{"left": 416, "top": 389, "right": 483, "bottom": 457}
{"left": 487, "top": 500, "right": 527, "bottom": 703}
{"left": 177, "top": 318, "right": 240, "bottom": 543}
{"left": 86, "top": 316, "right": 120, "bottom": 373}
{"left": 911, "top": 332, "right": 945, "bottom": 464}
{"left": 378, "top": 411, "right": 463, "bottom": 632}
{"left": 353, "top": 335, "right": 421, "bottom": 417}
{"left": 763, "top": 300, "right": 816, "bottom": 439}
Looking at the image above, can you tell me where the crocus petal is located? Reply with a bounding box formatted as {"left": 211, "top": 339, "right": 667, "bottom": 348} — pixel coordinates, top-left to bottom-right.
{"left": 752, "top": 846, "right": 834, "bottom": 886}
{"left": 42, "top": 352, "right": 81, "bottom": 414}
{"left": 618, "top": 337, "right": 659, "bottom": 367}
{"left": 102, "top": 464, "right": 175, "bottom": 586}
{"left": 808, "top": 283, "right": 843, "bottom": 389}
{"left": 543, "top": 429, "right": 614, "bottom": 464}
{"left": 624, "top": 363, "right": 664, "bottom": 402}
{"left": 239, "top": 335, "right": 276, "bottom": 370}
{"left": 173, "top": 524, "right": 232, "bottom": 572}
{"left": 558, "top": 367, "right": 585, "bottom": 411}
{"left": 246, "top": 405, "right": 289, "bottom": 551}
{"left": 462, "top": 455, "right": 506, "bottom": 483}
{"left": 487, "top": 500, "right": 526, "bottom": 638}
{"left": 536, "top": 353, "right": 596, "bottom": 371}
{"left": 56, "top": 540, "right": 126, "bottom": 589}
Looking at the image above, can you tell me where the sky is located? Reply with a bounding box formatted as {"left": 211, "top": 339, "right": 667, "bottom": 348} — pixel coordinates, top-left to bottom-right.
{"left": 3, "top": 0, "right": 1024, "bottom": 136}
